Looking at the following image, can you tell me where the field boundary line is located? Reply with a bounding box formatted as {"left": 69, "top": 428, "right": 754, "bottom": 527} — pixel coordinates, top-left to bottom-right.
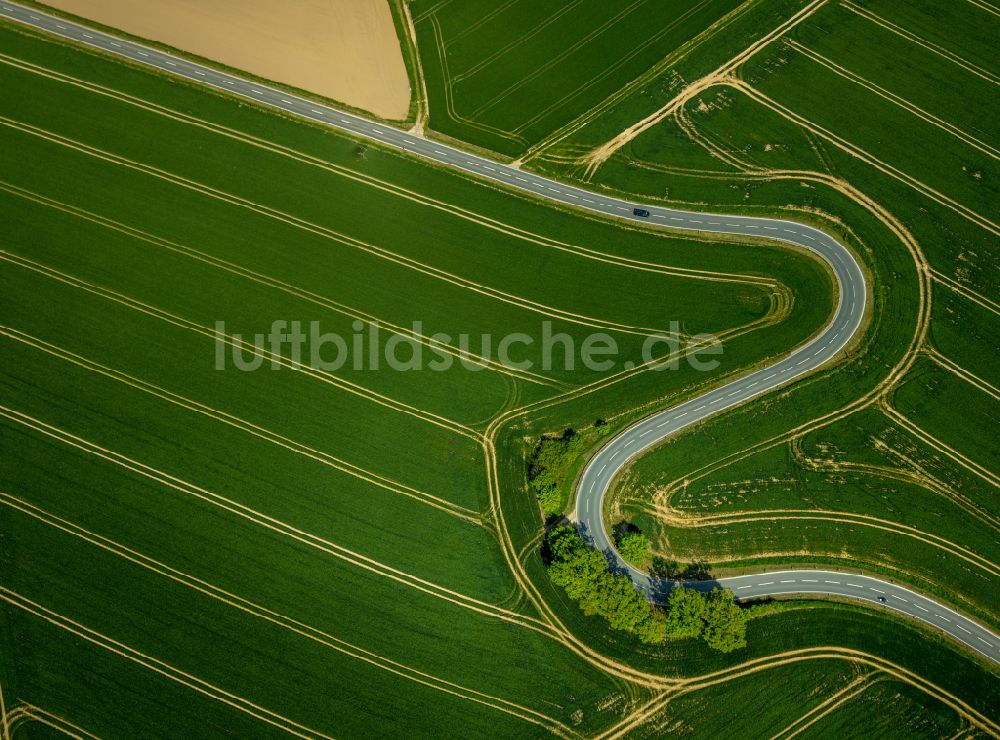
{"left": 0, "top": 249, "right": 481, "bottom": 442}
{"left": 0, "top": 327, "right": 484, "bottom": 526}
{"left": 399, "top": 0, "right": 430, "bottom": 131}
{"left": 965, "top": 0, "right": 1000, "bottom": 17}
{"left": 0, "top": 405, "right": 554, "bottom": 633}
{"left": 840, "top": 1, "right": 1000, "bottom": 87}
{"left": 786, "top": 40, "right": 1000, "bottom": 161}
{"left": 771, "top": 672, "right": 882, "bottom": 740}
{"left": 929, "top": 269, "right": 1000, "bottom": 318}
{"left": 1, "top": 495, "right": 578, "bottom": 738}
{"left": 425, "top": 14, "right": 528, "bottom": 146}
{"left": 520, "top": 0, "right": 766, "bottom": 163}
{"left": 578, "top": 0, "right": 828, "bottom": 173}
{"left": 0, "top": 51, "right": 779, "bottom": 292}
{"left": 4, "top": 704, "right": 100, "bottom": 740}
{"left": 467, "top": 0, "right": 649, "bottom": 120}
{"left": 880, "top": 401, "right": 1000, "bottom": 489}
{"left": 449, "top": 0, "right": 584, "bottom": 84}
{"left": 0, "top": 588, "right": 335, "bottom": 739}
{"left": 730, "top": 81, "right": 1000, "bottom": 237}
{"left": 0, "top": 680, "right": 8, "bottom": 740}
{"left": 0, "top": 179, "right": 564, "bottom": 391}
{"left": 924, "top": 347, "right": 1000, "bottom": 401}
{"left": 436, "top": 0, "right": 517, "bottom": 45}
{"left": 412, "top": 0, "right": 456, "bottom": 24}
{"left": 0, "top": 115, "right": 696, "bottom": 341}
{"left": 509, "top": 0, "right": 718, "bottom": 136}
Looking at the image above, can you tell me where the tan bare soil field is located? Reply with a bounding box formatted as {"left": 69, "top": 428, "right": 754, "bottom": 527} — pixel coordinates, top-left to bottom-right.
{"left": 43, "top": 0, "right": 412, "bottom": 118}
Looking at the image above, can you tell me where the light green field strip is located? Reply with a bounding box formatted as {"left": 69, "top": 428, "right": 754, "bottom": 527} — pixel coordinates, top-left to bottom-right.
{"left": 0, "top": 405, "right": 551, "bottom": 635}
{"left": 0, "top": 494, "right": 577, "bottom": 738}
{"left": 0, "top": 327, "right": 482, "bottom": 526}
{"left": 0, "top": 46, "right": 795, "bottom": 357}
{"left": 0, "top": 248, "right": 480, "bottom": 442}
{"left": 0, "top": 179, "right": 563, "bottom": 392}
{"left": 0, "top": 46, "right": 759, "bottom": 287}
{"left": 785, "top": 40, "right": 999, "bottom": 161}
{"left": 881, "top": 402, "right": 1000, "bottom": 491}
{"left": 0, "top": 257, "right": 494, "bottom": 518}
{"left": 0, "top": 113, "right": 696, "bottom": 343}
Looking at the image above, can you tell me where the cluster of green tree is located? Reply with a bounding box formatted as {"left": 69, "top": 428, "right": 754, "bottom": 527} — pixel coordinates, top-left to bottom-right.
{"left": 528, "top": 429, "right": 584, "bottom": 515}
{"left": 664, "top": 585, "right": 748, "bottom": 653}
{"left": 545, "top": 527, "right": 748, "bottom": 652}
{"left": 616, "top": 531, "right": 650, "bottom": 566}
{"left": 547, "top": 526, "right": 666, "bottom": 643}
{"left": 527, "top": 422, "right": 611, "bottom": 516}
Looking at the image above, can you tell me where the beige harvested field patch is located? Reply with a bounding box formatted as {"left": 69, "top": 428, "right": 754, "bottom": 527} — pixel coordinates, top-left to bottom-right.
{"left": 43, "top": 0, "right": 412, "bottom": 119}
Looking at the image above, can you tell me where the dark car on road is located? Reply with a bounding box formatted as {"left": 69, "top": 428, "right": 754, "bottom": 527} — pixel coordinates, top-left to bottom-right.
{"left": 633, "top": 208, "right": 650, "bottom": 218}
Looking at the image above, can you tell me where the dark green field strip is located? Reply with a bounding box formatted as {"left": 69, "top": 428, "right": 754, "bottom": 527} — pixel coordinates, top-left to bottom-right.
{"left": 1, "top": 608, "right": 294, "bottom": 739}
{"left": 848, "top": 0, "right": 1000, "bottom": 81}
{"left": 538, "top": 0, "right": 813, "bottom": 155}
{"left": 0, "top": 265, "right": 490, "bottom": 502}
{"left": 929, "top": 284, "right": 1000, "bottom": 390}
{"left": 1, "top": 511, "right": 575, "bottom": 738}
{"left": 412, "top": 0, "right": 745, "bottom": 155}
{"left": 620, "top": 659, "right": 872, "bottom": 738}
{"left": 742, "top": 45, "right": 999, "bottom": 233}
{"left": 1, "top": 188, "right": 518, "bottom": 427}
{"left": 436, "top": 0, "right": 572, "bottom": 68}
{"left": 0, "top": 42, "right": 781, "bottom": 344}
{"left": 444, "top": 0, "right": 709, "bottom": 125}
{"left": 794, "top": 678, "right": 962, "bottom": 740}
{"left": 891, "top": 357, "right": 1000, "bottom": 482}
{"left": 0, "top": 426, "right": 627, "bottom": 729}
{"left": 0, "top": 353, "right": 506, "bottom": 605}
{"left": 0, "top": 423, "right": 537, "bottom": 665}
{"left": 794, "top": 3, "right": 1000, "bottom": 145}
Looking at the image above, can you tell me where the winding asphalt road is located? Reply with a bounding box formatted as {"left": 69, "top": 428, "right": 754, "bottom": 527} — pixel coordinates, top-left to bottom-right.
{"left": 3, "top": 2, "right": 997, "bottom": 665}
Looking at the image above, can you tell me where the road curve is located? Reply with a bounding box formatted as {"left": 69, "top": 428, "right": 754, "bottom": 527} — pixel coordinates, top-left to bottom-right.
{"left": 3, "top": 2, "right": 998, "bottom": 664}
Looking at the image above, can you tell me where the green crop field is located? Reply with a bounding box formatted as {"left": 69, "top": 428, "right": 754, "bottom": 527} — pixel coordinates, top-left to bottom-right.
{"left": 409, "top": 0, "right": 751, "bottom": 158}
{"left": 2, "top": 0, "right": 999, "bottom": 736}
{"left": 517, "top": 0, "right": 999, "bottom": 721}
